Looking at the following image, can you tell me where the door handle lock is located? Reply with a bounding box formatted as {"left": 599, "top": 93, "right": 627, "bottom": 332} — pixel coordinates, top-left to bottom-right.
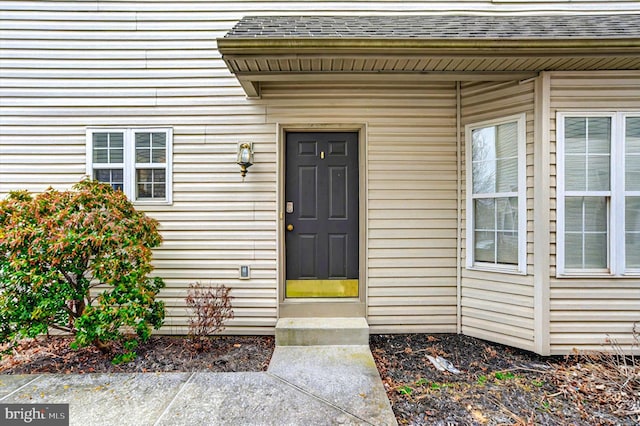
{"left": 286, "top": 224, "right": 294, "bottom": 231}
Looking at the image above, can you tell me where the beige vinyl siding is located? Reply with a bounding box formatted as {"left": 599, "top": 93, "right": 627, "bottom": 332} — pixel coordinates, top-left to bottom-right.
{"left": 548, "top": 71, "right": 640, "bottom": 354}
{"left": 2, "top": 2, "right": 639, "bottom": 338}
{"left": 2, "top": 1, "right": 637, "bottom": 15}
{"left": 0, "top": 3, "right": 276, "bottom": 335}
{"left": 260, "top": 82, "right": 459, "bottom": 333}
{"left": 460, "top": 80, "right": 536, "bottom": 351}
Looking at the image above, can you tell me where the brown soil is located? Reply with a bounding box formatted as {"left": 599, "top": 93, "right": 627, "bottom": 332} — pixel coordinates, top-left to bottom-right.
{"left": 370, "top": 334, "right": 639, "bottom": 426}
{"left": 0, "top": 335, "right": 274, "bottom": 374}
{"left": 1, "top": 333, "right": 638, "bottom": 425}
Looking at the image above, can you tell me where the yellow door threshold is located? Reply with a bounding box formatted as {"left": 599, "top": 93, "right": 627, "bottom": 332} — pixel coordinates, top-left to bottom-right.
{"left": 285, "top": 279, "right": 358, "bottom": 298}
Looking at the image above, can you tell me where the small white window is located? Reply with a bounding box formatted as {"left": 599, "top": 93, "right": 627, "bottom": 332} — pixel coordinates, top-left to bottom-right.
{"left": 557, "top": 112, "right": 640, "bottom": 276}
{"left": 466, "top": 113, "right": 527, "bottom": 274}
{"left": 86, "top": 128, "right": 173, "bottom": 204}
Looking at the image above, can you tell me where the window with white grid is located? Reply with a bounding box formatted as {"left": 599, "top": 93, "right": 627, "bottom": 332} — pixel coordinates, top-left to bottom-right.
{"left": 87, "top": 128, "right": 172, "bottom": 204}
{"left": 557, "top": 113, "right": 640, "bottom": 276}
{"left": 466, "top": 113, "right": 527, "bottom": 274}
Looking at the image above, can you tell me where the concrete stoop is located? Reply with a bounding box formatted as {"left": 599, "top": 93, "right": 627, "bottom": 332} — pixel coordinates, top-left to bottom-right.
{"left": 270, "top": 318, "right": 397, "bottom": 424}
{"left": 275, "top": 317, "right": 369, "bottom": 346}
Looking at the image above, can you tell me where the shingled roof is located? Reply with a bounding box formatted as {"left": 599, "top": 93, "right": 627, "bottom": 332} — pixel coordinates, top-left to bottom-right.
{"left": 218, "top": 15, "right": 640, "bottom": 97}
{"left": 224, "top": 14, "right": 640, "bottom": 40}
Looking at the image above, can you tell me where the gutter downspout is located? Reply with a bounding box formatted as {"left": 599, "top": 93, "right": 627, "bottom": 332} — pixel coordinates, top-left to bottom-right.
{"left": 456, "top": 81, "right": 462, "bottom": 334}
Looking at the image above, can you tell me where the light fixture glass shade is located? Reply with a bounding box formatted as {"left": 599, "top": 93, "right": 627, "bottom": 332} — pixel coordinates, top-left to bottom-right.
{"left": 237, "top": 142, "right": 254, "bottom": 178}
{"left": 239, "top": 148, "right": 250, "bottom": 163}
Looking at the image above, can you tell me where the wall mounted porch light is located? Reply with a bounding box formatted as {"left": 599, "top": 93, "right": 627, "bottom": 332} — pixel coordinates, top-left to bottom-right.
{"left": 237, "top": 142, "right": 254, "bottom": 179}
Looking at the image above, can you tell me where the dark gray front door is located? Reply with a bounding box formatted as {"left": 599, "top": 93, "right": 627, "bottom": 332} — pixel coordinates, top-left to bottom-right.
{"left": 285, "top": 132, "right": 359, "bottom": 297}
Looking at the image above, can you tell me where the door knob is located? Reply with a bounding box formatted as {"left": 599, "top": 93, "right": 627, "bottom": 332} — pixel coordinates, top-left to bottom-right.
{"left": 287, "top": 224, "right": 294, "bottom": 231}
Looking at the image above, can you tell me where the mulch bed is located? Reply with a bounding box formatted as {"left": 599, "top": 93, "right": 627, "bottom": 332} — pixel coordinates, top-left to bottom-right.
{"left": 0, "top": 335, "right": 274, "bottom": 374}
{"left": 1, "top": 333, "right": 638, "bottom": 425}
{"left": 369, "top": 334, "right": 639, "bottom": 425}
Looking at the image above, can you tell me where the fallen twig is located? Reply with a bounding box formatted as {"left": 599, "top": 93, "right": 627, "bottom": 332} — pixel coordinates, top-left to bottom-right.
{"left": 500, "top": 366, "right": 549, "bottom": 374}
{"left": 488, "top": 395, "right": 532, "bottom": 425}
{"left": 616, "top": 409, "right": 640, "bottom": 415}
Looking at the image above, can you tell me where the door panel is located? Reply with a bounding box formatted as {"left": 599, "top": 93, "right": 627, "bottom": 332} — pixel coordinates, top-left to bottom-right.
{"left": 329, "top": 234, "right": 348, "bottom": 277}
{"left": 329, "top": 166, "right": 348, "bottom": 218}
{"left": 298, "top": 234, "right": 317, "bottom": 278}
{"left": 298, "top": 166, "right": 317, "bottom": 219}
{"left": 285, "top": 132, "right": 359, "bottom": 297}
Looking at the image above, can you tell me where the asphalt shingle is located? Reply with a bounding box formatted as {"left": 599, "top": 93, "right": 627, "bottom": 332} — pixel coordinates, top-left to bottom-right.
{"left": 224, "top": 15, "right": 640, "bottom": 39}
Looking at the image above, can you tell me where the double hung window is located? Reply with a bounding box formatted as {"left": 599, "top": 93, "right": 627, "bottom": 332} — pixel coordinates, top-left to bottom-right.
{"left": 86, "top": 128, "right": 172, "bottom": 204}
{"left": 466, "top": 114, "right": 527, "bottom": 274}
{"left": 557, "top": 112, "right": 640, "bottom": 276}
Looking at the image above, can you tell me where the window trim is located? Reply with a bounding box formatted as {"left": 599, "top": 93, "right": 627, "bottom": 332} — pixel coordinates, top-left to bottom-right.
{"left": 556, "top": 111, "right": 640, "bottom": 277}
{"left": 622, "top": 113, "right": 640, "bottom": 275}
{"left": 465, "top": 113, "right": 527, "bottom": 275}
{"left": 86, "top": 127, "right": 173, "bottom": 205}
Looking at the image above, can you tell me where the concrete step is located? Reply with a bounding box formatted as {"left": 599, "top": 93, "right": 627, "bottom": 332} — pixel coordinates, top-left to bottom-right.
{"left": 275, "top": 317, "right": 369, "bottom": 346}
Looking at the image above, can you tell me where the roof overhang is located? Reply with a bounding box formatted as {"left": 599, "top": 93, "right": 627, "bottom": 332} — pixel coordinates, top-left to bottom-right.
{"left": 218, "top": 16, "right": 640, "bottom": 98}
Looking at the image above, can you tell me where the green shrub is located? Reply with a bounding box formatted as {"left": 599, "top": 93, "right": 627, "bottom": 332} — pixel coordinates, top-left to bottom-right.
{"left": 0, "top": 180, "right": 165, "bottom": 360}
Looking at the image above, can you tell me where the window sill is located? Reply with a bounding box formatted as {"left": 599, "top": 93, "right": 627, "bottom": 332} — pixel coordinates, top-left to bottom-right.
{"left": 467, "top": 264, "right": 526, "bottom": 276}
{"left": 133, "top": 200, "right": 173, "bottom": 207}
{"left": 556, "top": 272, "right": 640, "bottom": 279}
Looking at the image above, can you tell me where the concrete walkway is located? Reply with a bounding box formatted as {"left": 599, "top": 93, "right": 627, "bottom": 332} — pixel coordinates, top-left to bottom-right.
{"left": 0, "top": 345, "right": 397, "bottom": 426}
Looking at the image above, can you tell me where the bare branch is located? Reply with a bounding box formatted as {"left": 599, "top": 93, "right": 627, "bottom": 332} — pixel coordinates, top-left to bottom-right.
{"left": 48, "top": 324, "right": 72, "bottom": 334}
